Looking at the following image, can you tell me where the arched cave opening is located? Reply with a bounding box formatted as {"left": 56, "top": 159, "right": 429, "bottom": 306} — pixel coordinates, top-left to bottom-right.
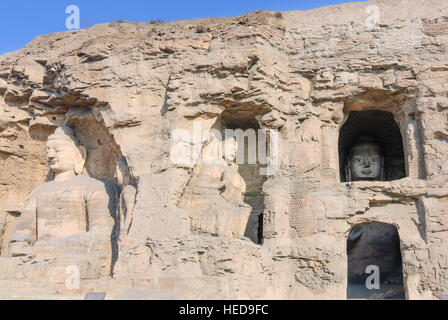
{"left": 339, "top": 110, "right": 406, "bottom": 182}
{"left": 66, "top": 111, "right": 122, "bottom": 181}
{"left": 346, "top": 222, "right": 405, "bottom": 300}
{"left": 219, "top": 110, "right": 267, "bottom": 245}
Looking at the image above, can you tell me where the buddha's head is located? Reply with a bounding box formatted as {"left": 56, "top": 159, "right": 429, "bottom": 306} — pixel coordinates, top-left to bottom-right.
{"left": 345, "top": 136, "right": 385, "bottom": 181}
{"left": 223, "top": 136, "right": 238, "bottom": 165}
{"left": 46, "top": 125, "right": 86, "bottom": 178}
{"left": 201, "top": 131, "right": 222, "bottom": 165}
{"left": 200, "top": 132, "right": 238, "bottom": 165}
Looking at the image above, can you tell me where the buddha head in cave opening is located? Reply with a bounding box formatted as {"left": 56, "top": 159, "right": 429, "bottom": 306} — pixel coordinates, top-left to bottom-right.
{"left": 223, "top": 136, "right": 238, "bottom": 165}
{"left": 46, "top": 125, "right": 87, "bottom": 181}
{"left": 345, "top": 136, "right": 385, "bottom": 182}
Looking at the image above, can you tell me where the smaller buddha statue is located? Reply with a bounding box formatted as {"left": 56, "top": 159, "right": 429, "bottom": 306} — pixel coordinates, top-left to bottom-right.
{"left": 345, "top": 136, "right": 385, "bottom": 182}
{"left": 181, "top": 134, "right": 251, "bottom": 238}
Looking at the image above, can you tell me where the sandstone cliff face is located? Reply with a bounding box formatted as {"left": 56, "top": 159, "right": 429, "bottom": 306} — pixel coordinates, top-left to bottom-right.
{"left": 1, "top": 0, "right": 448, "bottom": 299}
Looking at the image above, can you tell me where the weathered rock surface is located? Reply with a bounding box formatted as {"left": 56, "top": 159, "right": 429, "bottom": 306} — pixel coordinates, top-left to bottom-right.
{"left": 0, "top": 0, "right": 448, "bottom": 299}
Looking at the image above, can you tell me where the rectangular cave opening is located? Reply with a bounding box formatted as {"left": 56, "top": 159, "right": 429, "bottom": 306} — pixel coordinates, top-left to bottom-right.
{"left": 346, "top": 222, "right": 405, "bottom": 300}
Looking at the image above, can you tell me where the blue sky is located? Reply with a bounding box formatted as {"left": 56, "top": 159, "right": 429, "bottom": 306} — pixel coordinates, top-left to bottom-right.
{"left": 0, "top": 0, "right": 367, "bottom": 55}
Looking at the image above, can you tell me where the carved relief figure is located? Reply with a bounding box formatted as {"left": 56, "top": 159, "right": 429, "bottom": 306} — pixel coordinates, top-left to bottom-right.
{"left": 181, "top": 134, "right": 251, "bottom": 238}
{"left": 345, "top": 136, "right": 385, "bottom": 182}
{"left": 8, "top": 125, "right": 118, "bottom": 265}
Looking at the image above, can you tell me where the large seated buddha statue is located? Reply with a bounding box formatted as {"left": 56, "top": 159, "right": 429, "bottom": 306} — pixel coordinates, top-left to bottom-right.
{"left": 8, "top": 125, "right": 119, "bottom": 275}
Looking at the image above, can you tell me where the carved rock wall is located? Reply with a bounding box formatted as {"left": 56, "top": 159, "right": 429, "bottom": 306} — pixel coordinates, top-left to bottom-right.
{"left": 0, "top": 0, "right": 447, "bottom": 299}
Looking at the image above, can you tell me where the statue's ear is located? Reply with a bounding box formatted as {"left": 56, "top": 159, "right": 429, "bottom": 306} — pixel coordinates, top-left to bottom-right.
{"left": 75, "top": 146, "right": 87, "bottom": 175}
{"left": 344, "top": 160, "right": 351, "bottom": 182}
{"left": 47, "top": 169, "right": 55, "bottom": 181}
{"left": 380, "top": 156, "right": 386, "bottom": 181}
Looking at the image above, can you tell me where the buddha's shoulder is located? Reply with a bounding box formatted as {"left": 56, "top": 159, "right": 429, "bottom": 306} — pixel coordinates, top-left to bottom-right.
{"left": 30, "top": 175, "right": 119, "bottom": 195}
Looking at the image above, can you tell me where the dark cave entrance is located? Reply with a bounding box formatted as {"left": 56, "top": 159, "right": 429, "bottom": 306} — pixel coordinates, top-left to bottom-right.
{"left": 346, "top": 222, "right": 405, "bottom": 300}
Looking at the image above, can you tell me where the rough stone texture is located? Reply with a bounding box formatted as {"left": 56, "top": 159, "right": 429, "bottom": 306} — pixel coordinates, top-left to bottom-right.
{"left": 0, "top": 0, "right": 448, "bottom": 299}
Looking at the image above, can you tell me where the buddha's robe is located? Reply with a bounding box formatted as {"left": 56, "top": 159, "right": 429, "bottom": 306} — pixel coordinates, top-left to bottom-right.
{"left": 9, "top": 174, "right": 119, "bottom": 259}
{"left": 182, "top": 162, "right": 251, "bottom": 238}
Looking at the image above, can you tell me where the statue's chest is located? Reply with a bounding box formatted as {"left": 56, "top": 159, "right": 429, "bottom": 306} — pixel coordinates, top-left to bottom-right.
{"left": 35, "top": 185, "right": 87, "bottom": 240}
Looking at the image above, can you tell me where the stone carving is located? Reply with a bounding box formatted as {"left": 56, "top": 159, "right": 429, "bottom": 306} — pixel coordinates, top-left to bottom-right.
{"left": 345, "top": 136, "right": 385, "bottom": 182}
{"left": 115, "top": 156, "right": 136, "bottom": 238}
{"left": 339, "top": 110, "right": 406, "bottom": 182}
{"left": 8, "top": 125, "right": 118, "bottom": 262}
{"left": 181, "top": 134, "right": 251, "bottom": 238}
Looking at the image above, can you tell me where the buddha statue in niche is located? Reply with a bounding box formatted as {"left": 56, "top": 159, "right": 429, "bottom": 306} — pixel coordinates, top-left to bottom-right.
{"left": 182, "top": 133, "right": 251, "bottom": 238}
{"left": 345, "top": 135, "right": 385, "bottom": 182}
{"left": 9, "top": 125, "right": 119, "bottom": 263}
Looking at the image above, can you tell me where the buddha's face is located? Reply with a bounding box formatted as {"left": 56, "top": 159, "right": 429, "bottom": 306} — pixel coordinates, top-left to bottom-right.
{"left": 348, "top": 142, "right": 383, "bottom": 181}
{"left": 46, "top": 139, "right": 81, "bottom": 174}
{"left": 224, "top": 139, "right": 238, "bottom": 164}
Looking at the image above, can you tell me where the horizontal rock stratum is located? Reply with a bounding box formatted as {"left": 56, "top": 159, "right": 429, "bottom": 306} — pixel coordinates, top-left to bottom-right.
{"left": 1, "top": 0, "right": 448, "bottom": 299}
